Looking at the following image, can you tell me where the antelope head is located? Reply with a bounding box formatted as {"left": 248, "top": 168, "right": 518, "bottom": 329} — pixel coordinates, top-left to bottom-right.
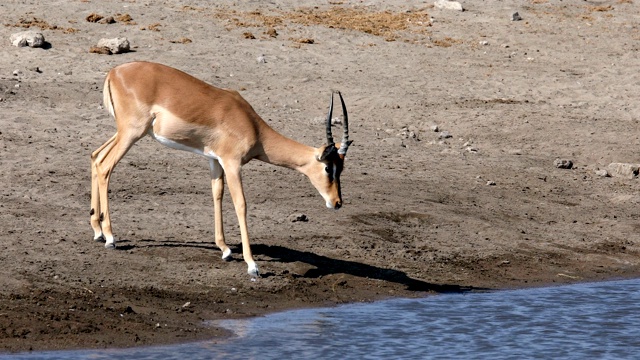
{"left": 309, "top": 91, "right": 353, "bottom": 209}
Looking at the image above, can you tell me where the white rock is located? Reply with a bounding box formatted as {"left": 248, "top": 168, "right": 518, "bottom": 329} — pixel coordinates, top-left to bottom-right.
{"left": 97, "top": 37, "right": 130, "bottom": 54}
{"left": 256, "top": 54, "right": 266, "bottom": 63}
{"left": 434, "top": 0, "right": 464, "bottom": 11}
{"left": 438, "top": 131, "right": 452, "bottom": 139}
{"left": 10, "top": 31, "right": 45, "bottom": 48}
{"left": 479, "top": 40, "right": 489, "bottom": 46}
{"left": 595, "top": 169, "right": 609, "bottom": 177}
{"left": 554, "top": 158, "right": 573, "bottom": 169}
{"left": 607, "top": 163, "right": 639, "bottom": 179}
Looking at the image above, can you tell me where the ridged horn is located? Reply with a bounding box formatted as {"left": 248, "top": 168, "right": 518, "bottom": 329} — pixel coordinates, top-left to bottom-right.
{"left": 337, "top": 91, "right": 350, "bottom": 156}
{"left": 325, "top": 92, "right": 335, "bottom": 146}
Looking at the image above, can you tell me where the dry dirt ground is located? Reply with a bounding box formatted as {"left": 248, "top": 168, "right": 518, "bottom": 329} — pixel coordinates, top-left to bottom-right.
{"left": 1, "top": 0, "right": 640, "bottom": 353}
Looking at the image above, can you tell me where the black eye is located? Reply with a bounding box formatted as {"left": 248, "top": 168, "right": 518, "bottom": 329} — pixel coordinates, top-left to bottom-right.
{"left": 325, "top": 166, "right": 330, "bottom": 174}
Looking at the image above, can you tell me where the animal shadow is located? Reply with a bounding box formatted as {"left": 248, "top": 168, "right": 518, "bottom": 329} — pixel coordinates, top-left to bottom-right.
{"left": 252, "top": 244, "right": 485, "bottom": 294}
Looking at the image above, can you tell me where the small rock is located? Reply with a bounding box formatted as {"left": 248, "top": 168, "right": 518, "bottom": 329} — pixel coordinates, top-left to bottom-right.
{"left": 466, "top": 146, "right": 478, "bottom": 153}
{"left": 595, "top": 169, "right": 610, "bottom": 177}
{"left": 10, "top": 31, "right": 45, "bottom": 48}
{"left": 430, "top": 125, "right": 440, "bottom": 132}
{"left": 289, "top": 213, "right": 309, "bottom": 223}
{"left": 479, "top": 40, "right": 489, "bottom": 46}
{"left": 438, "top": 131, "right": 452, "bottom": 139}
{"left": 511, "top": 12, "right": 523, "bottom": 21}
{"left": 96, "top": 37, "right": 130, "bottom": 54}
{"left": 265, "top": 28, "right": 278, "bottom": 38}
{"left": 99, "top": 16, "right": 116, "bottom": 24}
{"left": 182, "top": 302, "right": 191, "bottom": 308}
{"left": 487, "top": 180, "right": 496, "bottom": 186}
{"left": 554, "top": 158, "right": 573, "bottom": 169}
{"left": 434, "top": 0, "right": 464, "bottom": 11}
{"left": 607, "top": 163, "right": 639, "bottom": 179}
{"left": 86, "top": 13, "right": 104, "bottom": 23}
{"left": 256, "top": 54, "right": 266, "bottom": 64}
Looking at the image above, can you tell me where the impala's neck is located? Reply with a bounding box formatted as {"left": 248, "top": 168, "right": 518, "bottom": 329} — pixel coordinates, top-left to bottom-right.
{"left": 255, "top": 124, "right": 317, "bottom": 172}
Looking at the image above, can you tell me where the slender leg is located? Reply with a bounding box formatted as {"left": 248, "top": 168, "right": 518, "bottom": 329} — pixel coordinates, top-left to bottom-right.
{"left": 93, "top": 131, "right": 142, "bottom": 249}
{"left": 90, "top": 134, "right": 116, "bottom": 242}
{"left": 209, "top": 158, "right": 231, "bottom": 260}
{"left": 224, "top": 162, "right": 258, "bottom": 277}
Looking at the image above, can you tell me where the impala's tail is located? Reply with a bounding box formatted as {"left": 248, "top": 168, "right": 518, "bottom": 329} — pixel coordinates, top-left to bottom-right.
{"left": 102, "top": 76, "right": 116, "bottom": 118}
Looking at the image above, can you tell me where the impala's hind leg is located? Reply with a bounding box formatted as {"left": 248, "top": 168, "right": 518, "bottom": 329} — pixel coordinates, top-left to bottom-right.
{"left": 90, "top": 134, "right": 116, "bottom": 243}
{"left": 210, "top": 158, "right": 232, "bottom": 260}
{"left": 91, "top": 130, "right": 144, "bottom": 249}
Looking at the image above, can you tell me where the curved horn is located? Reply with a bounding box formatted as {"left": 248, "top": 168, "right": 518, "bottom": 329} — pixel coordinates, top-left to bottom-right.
{"left": 325, "top": 92, "right": 335, "bottom": 146}
{"left": 337, "top": 91, "right": 351, "bottom": 156}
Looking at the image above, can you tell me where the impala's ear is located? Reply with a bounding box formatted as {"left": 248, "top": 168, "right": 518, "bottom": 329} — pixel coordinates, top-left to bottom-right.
{"left": 316, "top": 144, "right": 337, "bottom": 162}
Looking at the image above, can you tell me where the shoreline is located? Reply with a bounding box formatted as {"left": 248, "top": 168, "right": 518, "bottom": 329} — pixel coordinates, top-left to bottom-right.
{"left": 2, "top": 0, "right": 640, "bottom": 353}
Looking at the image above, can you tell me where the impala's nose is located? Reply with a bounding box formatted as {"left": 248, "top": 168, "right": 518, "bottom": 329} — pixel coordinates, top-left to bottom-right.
{"left": 334, "top": 200, "right": 342, "bottom": 209}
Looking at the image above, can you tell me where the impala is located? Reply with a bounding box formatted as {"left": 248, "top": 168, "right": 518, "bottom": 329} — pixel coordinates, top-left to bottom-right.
{"left": 90, "top": 61, "right": 352, "bottom": 277}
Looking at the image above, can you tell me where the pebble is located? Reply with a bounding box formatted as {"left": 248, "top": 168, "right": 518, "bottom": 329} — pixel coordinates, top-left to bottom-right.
{"left": 438, "top": 131, "right": 452, "bottom": 139}
{"left": 96, "top": 37, "right": 130, "bottom": 54}
{"left": 10, "top": 31, "right": 45, "bottom": 48}
{"left": 511, "top": 12, "right": 522, "bottom": 21}
{"left": 487, "top": 180, "right": 496, "bottom": 186}
{"left": 289, "top": 213, "right": 309, "bottom": 223}
{"left": 430, "top": 125, "right": 440, "bottom": 132}
{"left": 595, "top": 169, "right": 609, "bottom": 177}
{"left": 554, "top": 158, "right": 573, "bottom": 169}
{"left": 607, "top": 163, "right": 639, "bottom": 179}
{"left": 434, "top": 0, "right": 464, "bottom": 11}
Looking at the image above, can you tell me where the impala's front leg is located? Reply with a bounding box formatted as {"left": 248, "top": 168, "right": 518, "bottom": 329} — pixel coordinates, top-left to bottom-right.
{"left": 224, "top": 162, "right": 259, "bottom": 277}
{"left": 209, "top": 159, "right": 232, "bottom": 261}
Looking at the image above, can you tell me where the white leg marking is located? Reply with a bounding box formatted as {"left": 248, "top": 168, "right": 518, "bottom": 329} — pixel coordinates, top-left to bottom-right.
{"left": 104, "top": 235, "right": 117, "bottom": 249}
{"left": 222, "top": 248, "right": 232, "bottom": 260}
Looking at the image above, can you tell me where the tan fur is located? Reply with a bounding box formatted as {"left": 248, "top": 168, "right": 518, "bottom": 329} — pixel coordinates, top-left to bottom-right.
{"left": 90, "top": 61, "right": 347, "bottom": 276}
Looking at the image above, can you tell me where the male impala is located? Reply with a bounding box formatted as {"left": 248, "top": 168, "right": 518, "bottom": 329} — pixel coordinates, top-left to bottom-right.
{"left": 90, "top": 61, "right": 352, "bottom": 277}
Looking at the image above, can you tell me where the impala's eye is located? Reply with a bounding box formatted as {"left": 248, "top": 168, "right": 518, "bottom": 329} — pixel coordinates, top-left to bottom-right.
{"left": 325, "top": 166, "right": 331, "bottom": 174}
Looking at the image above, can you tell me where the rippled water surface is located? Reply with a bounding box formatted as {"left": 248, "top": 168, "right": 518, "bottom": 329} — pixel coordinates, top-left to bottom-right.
{"left": 3, "top": 279, "right": 640, "bottom": 359}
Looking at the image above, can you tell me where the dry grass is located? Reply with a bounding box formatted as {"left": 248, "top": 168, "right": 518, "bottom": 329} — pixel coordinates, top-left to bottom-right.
{"left": 586, "top": 5, "right": 613, "bottom": 12}
{"left": 6, "top": 16, "right": 78, "bottom": 33}
{"left": 213, "top": 6, "right": 431, "bottom": 42}
{"left": 286, "top": 7, "right": 431, "bottom": 40}
{"left": 432, "top": 36, "right": 463, "bottom": 48}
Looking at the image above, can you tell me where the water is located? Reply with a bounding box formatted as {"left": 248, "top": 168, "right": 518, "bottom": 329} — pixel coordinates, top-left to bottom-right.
{"left": 3, "top": 279, "right": 640, "bottom": 359}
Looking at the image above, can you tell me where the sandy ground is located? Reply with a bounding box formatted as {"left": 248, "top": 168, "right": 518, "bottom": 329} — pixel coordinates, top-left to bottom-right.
{"left": 1, "top": 0, "right": 640, "bottom": 352}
